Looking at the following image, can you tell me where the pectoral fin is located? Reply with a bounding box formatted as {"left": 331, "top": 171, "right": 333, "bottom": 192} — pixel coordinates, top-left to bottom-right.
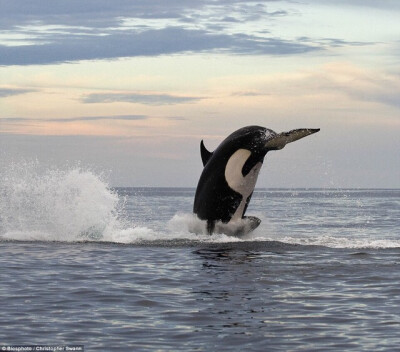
{"left": 265, "top": 128, "right": 320, "bottom": 150}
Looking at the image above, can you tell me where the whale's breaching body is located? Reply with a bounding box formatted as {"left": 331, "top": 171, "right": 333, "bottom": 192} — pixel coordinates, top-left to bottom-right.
{"left": 193, "top": 126, "right": 320, "bottom": 235}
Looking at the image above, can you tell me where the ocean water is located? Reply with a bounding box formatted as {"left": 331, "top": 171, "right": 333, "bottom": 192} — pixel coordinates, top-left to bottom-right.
{"left": 1, "top": 163, "right": 400, "bottom": 351}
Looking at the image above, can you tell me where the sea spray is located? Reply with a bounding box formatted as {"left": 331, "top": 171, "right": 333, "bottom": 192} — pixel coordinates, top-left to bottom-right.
{"left": 0, "top": 161, "right": 241, "bottom": 243}
{"left": 0, "top": 161, "right": 123, "bottom": 241}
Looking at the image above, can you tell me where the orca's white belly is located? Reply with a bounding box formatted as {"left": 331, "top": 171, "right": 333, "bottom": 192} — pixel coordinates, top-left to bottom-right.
{"left": 224, "top": 148, "right": 262, "bottom": 221}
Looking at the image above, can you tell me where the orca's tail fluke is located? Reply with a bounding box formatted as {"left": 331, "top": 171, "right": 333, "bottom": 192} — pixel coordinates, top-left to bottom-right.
{"left": 265, "top": 128, "right": 320, "bottom": 151}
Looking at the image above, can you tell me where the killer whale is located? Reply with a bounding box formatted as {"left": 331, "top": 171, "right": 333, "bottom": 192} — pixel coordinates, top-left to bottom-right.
{"left": 193, "top": 125, "right": 320, "bottom": 235}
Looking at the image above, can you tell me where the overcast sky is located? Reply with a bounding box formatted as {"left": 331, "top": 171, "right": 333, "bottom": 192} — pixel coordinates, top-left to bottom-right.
{"left": 1, "top": 0, "right": 399, "bottom": 187}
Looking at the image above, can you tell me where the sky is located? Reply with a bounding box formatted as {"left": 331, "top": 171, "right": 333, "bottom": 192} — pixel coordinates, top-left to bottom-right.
{"left": 0, "top": 0, "right": 399, "bottom": 188}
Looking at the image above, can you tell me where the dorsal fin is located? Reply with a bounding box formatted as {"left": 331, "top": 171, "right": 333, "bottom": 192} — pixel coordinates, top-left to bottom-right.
{"left": 200, "top": 140, "right": 213, "bottom": 166}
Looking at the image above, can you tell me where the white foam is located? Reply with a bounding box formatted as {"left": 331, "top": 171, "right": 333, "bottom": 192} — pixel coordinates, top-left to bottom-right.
{"left": 273, "top": 235, "right": 400, "bottom": 249}
{"left": 167, "top": 213, "right": 245, "bottom": 243}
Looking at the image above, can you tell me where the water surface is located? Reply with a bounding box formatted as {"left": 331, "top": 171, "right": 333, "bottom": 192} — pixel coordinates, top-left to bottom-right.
{"left": 1, "top": 166, "right": 399, "bottom": 351}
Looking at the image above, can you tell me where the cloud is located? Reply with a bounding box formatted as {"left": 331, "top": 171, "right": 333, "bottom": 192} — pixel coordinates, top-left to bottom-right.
{"left": 82, "top": 91, "right": 205, "bottom": 105}
{"left": 0, "top": 1, "right": 286, "bottom": 28}
{"left": 166, "top": 116, "right": 187, "bottom": 121}
{"left": 0, "top": 0, "right": 326, "bottom": 66}
{"left": 306, "top": 0, "right": 400, "bottom": 10}
{"left": 1, "top": 0, "right": 382, "bottom": 66}
{"left": 0, "top": 115, "right": 189, "bottom": 128}
{"left": 310, "top": 63, "right": 400, "bottom": 110}
{"left": 231, "top": 91, "right": 269, "bottom": 97}
{"left": 0, "top": 88, "right": 36, "bottom": 97}
{"left": 296, "top": 36, "right": 373, "bottom": 48}
{"left": 47, "top": 115, "right": 148, "bottom": 122}
{"left": 0, "top": 26, "right": 321, "bottom": 66}
{"left": 0, "top": 0, "right": 197, "bottom": 27}
{"left": 253, "top": 63, "right": 400, "bottom": 110}
{"left": 0, "top": 117, "right": 32, "bottom": 122}
{"left": 0, "top": 115, "right": 149, "bottom": 123}
{"left": 343, "top": 76, "right": 400, "bottom": 109}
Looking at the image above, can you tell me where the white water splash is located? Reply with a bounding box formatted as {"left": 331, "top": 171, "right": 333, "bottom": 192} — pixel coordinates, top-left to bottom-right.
{"left": 167, "top": 213, "right": 245, "bottom": 242}
{"left": 0, "top": 161, "right": 239, "bottom": 244}
{"left": 0, "top": 161, "right": 122, "bottom": 242}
